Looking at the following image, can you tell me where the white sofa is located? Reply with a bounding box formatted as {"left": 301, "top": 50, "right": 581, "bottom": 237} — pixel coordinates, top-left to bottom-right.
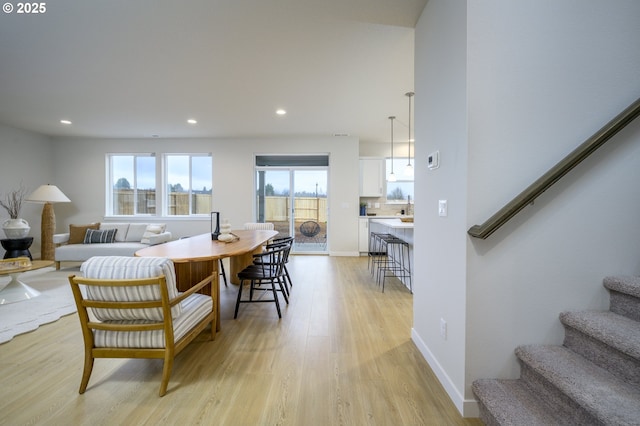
{"left": 54, "top": 222, "right": 172, "bottom": 269}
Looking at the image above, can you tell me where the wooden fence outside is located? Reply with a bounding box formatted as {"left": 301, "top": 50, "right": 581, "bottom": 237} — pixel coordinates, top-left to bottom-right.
{"left": 261, "top": 196, "right": 327, "bottom": 222}
{"left": 113, "top": 190, "right": 210, "bottom": 215}
{"left": 114, "top": 190, "right": 326, "bottom": 222}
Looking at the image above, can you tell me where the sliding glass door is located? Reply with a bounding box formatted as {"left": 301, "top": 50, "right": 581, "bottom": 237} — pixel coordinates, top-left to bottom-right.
{"left": 255, "top": 156, "right": 328, "bottom": 254}
{"left": 291, "top": 169, "right": 327, "bottom": 253}
{"left": 256, "top": 169, "right": 292, "bottom": 238}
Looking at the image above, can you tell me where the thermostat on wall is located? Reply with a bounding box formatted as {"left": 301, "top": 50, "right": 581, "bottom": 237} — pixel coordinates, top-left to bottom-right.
{"left": 428, "top": 151, "right": 440, "bottom": 170}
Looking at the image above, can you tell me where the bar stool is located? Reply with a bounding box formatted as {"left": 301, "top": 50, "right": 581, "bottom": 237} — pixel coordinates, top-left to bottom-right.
{"left": 376, "top": 235, "right": 412, "bottom": 293}
{"left": 372, "top": 233, "right": 397, "bottom": 283}
{"left": 368, "top": 231, "right": 392, "bottom": 276}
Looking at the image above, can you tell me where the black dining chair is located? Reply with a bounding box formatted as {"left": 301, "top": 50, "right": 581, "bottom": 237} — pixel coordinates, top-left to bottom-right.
{"left": 258, "top": 236, "right": 294, "bottom": 294}
{"left": 234, "top": 243, "right": 290, "bottom": 319}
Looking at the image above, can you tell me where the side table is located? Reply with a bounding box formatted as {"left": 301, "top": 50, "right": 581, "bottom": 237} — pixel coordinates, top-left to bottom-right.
{"left": 1, "top": 237, "right": 34, "bottom": 260}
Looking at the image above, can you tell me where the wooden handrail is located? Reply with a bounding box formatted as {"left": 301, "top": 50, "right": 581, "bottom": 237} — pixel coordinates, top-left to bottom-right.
{"left": 468, "top": 97, "right": 640, "bottom": 239}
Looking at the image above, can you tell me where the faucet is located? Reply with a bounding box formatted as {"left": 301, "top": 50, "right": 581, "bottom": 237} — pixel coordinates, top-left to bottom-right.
{"left": 406, "top": 195, "right": 412, "bottom": 216}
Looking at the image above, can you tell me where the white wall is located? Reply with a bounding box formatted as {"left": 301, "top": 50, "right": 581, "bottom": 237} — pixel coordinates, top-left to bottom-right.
{"left": 465, "top": 0, "right": 640, "bottom": 404}
{"left": 0, "top": 125, "right": 55, "bottom": 257}
{"left": 413, "top": 0, "right": 640, "bottom": 417}
{"left": 49, "top": 136, "right": 360, "bottom": 256}
{"left": 359, "top": 140, "right": 410, "bottom": 159}
{"left": 412, "top": 0, "right": 470, "bottom": 414}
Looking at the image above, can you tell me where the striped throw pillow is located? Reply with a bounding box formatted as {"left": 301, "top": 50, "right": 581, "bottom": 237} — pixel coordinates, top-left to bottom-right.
{"left": 83, "top": 228, "right": 117, "bottom": 244}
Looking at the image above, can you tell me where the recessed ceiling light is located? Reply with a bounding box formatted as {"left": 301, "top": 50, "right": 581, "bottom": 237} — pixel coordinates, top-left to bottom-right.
{"left": 276, "top": 109, "right": 287, "bottom": 116}
{"left": 187, "top": 119, "right": 197, "bottom": 124}
{"left": 60, "top": 119, "right": 72, "bottom": 125}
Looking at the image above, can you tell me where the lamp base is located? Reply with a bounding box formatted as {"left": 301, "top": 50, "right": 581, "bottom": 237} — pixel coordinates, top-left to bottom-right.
{"left": 41, "top": 202, "right": 55, "bottom": 261}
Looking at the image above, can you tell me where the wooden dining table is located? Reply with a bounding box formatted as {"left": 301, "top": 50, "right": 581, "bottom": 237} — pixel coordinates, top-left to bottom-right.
{"left": 135, "top": 229, "right": 278, "bottom": 331}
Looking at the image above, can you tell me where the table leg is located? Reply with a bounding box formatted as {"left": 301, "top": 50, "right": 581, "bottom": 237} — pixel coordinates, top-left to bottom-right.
{"left": 229, "top": 247, "right": 264, "bottom": 285}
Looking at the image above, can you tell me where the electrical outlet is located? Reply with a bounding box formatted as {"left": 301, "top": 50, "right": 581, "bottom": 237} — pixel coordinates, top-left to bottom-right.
{"left": 440, "top": 318, "right": 447, "bottom": 340}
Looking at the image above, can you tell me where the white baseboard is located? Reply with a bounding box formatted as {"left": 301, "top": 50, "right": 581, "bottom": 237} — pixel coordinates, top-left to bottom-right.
{"left": 329, "top": 250, "right": 360, "bottom": 256}
{"left": 411, "top": 328, "right": 479, "bottom": 418}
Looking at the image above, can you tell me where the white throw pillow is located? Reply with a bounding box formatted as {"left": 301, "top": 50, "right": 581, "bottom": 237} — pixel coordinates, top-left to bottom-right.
{"left": 141, "top": 223, "right": 167, "bottom": 244}
{"left": 125, "top": 223, "right": 150, "bottom": 242}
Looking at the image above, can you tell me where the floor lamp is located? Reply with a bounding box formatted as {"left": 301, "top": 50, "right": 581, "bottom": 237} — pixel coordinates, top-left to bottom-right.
{"left": 27, "top": 184, "right": 70, "bottom": 261}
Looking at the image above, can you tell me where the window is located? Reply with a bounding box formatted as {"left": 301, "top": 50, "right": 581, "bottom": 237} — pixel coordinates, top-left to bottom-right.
{"left": 386, "top": 158, "right": 414, "bottom": 203}
{"left": 108, "top": 154, "right": 157, "bottom": 215}
{"left": 165, "top": 154, "right": 212, "bottom": 216}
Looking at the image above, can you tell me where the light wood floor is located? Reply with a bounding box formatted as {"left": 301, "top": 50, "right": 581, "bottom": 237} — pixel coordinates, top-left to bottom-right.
{"left": 0, "top": 256, "right": 481, "bottom": 426}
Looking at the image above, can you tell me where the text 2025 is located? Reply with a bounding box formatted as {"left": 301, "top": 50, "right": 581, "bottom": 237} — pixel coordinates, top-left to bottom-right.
{"left": 17, "top": 2, "right": 46, "bottom": 13}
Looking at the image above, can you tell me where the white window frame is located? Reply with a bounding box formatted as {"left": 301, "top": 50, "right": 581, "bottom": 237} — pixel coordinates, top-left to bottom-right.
{"left": 106, "top": 153, "right": 157, "bottom": 216}
{"left": 385, "top": 157, "right": 414, "bottom": 204}
{"left": 164, "top": 153, "right": 213, "bottom": 216}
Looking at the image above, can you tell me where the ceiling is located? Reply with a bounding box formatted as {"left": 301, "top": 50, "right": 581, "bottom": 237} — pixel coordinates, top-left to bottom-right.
{"left": 0, "top": 0, "right": 425, "bottom": 143}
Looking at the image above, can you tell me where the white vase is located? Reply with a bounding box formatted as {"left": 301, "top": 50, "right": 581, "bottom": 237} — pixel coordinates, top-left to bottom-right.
{"left": 2, "top": 218, "right": 30, "bottom": 239}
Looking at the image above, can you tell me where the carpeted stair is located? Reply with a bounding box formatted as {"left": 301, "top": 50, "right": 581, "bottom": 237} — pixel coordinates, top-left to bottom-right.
{"left": 472, "top": 275, "right": 640, "bottom": 425}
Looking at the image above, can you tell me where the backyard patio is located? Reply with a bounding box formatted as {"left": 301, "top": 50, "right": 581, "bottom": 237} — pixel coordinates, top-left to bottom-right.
{"left": 271, "top": 220, "right": 327, "bottom": 252}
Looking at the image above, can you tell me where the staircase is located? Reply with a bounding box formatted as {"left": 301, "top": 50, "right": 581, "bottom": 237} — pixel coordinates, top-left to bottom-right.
{"left": 472, "top": 275, "right": 640, "bottom": 425}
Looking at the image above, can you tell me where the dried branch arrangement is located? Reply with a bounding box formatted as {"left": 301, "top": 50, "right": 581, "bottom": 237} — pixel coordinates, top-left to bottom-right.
{"left": 0, "top": 184, "right": 29, "bottom": 219}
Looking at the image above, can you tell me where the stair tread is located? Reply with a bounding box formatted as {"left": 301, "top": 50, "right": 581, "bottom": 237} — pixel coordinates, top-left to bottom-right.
{"left": 516, "top": 345, "right": 640, "bottom": 425}
{"left": 473, "top": 379, "right": 570, "bottom": 425}
{"left": 604, "top": 275, "right": 640, "bottom": 298}
{"left": 560, "top": 310, "right": 640, "bottom": 359}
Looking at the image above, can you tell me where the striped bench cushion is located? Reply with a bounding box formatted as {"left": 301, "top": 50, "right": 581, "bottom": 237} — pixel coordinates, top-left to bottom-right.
{"left": 92, "top": 292, "right": 212, "bottom": 348}
{"left": 80, "top": 256, "right": 181, "bottom": 321}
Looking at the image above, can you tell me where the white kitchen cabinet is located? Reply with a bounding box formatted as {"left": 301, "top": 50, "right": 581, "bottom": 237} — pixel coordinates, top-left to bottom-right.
{"left": 359, "top": 158, "right": 384, "bottom": 197}
{"left": 358, "top": 218, "right": 370, "bottom": 253}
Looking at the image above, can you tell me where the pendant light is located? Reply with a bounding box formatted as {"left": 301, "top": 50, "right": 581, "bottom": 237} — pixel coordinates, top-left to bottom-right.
{"left": 405, "top": 91, "right": 414, "bottom": 177}
{"left": 388, "top": 116, "right": 397, "bottom": 182}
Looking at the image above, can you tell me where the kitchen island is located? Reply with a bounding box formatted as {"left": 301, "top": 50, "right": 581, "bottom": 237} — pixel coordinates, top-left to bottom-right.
{"left": 370, "top": 217, "right": 413, "bottom": 243}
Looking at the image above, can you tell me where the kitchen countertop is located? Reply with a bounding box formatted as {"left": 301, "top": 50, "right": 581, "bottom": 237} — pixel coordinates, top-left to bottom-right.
{"left": 369, "top": 217, "right": 414, "bottom": 229}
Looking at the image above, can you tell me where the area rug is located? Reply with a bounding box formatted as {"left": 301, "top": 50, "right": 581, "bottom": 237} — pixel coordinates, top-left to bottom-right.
{"left": 0, "top": 266, "right": 78, "bottom": 344}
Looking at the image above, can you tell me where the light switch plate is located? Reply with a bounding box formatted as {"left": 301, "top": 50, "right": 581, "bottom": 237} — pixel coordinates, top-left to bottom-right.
{"left": 438, "top": 200, "right": 447, "bottom": 217}
{"left": 428, "top": 151, "right": 440, "bottom": 170}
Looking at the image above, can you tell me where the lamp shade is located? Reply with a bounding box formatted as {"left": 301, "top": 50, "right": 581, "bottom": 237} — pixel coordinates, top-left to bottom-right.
{"left": 404, "top": 163, "right": 414, "bottom": 177}
{"left": 27, "top": 184, "right": 71, "bottom": 203}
